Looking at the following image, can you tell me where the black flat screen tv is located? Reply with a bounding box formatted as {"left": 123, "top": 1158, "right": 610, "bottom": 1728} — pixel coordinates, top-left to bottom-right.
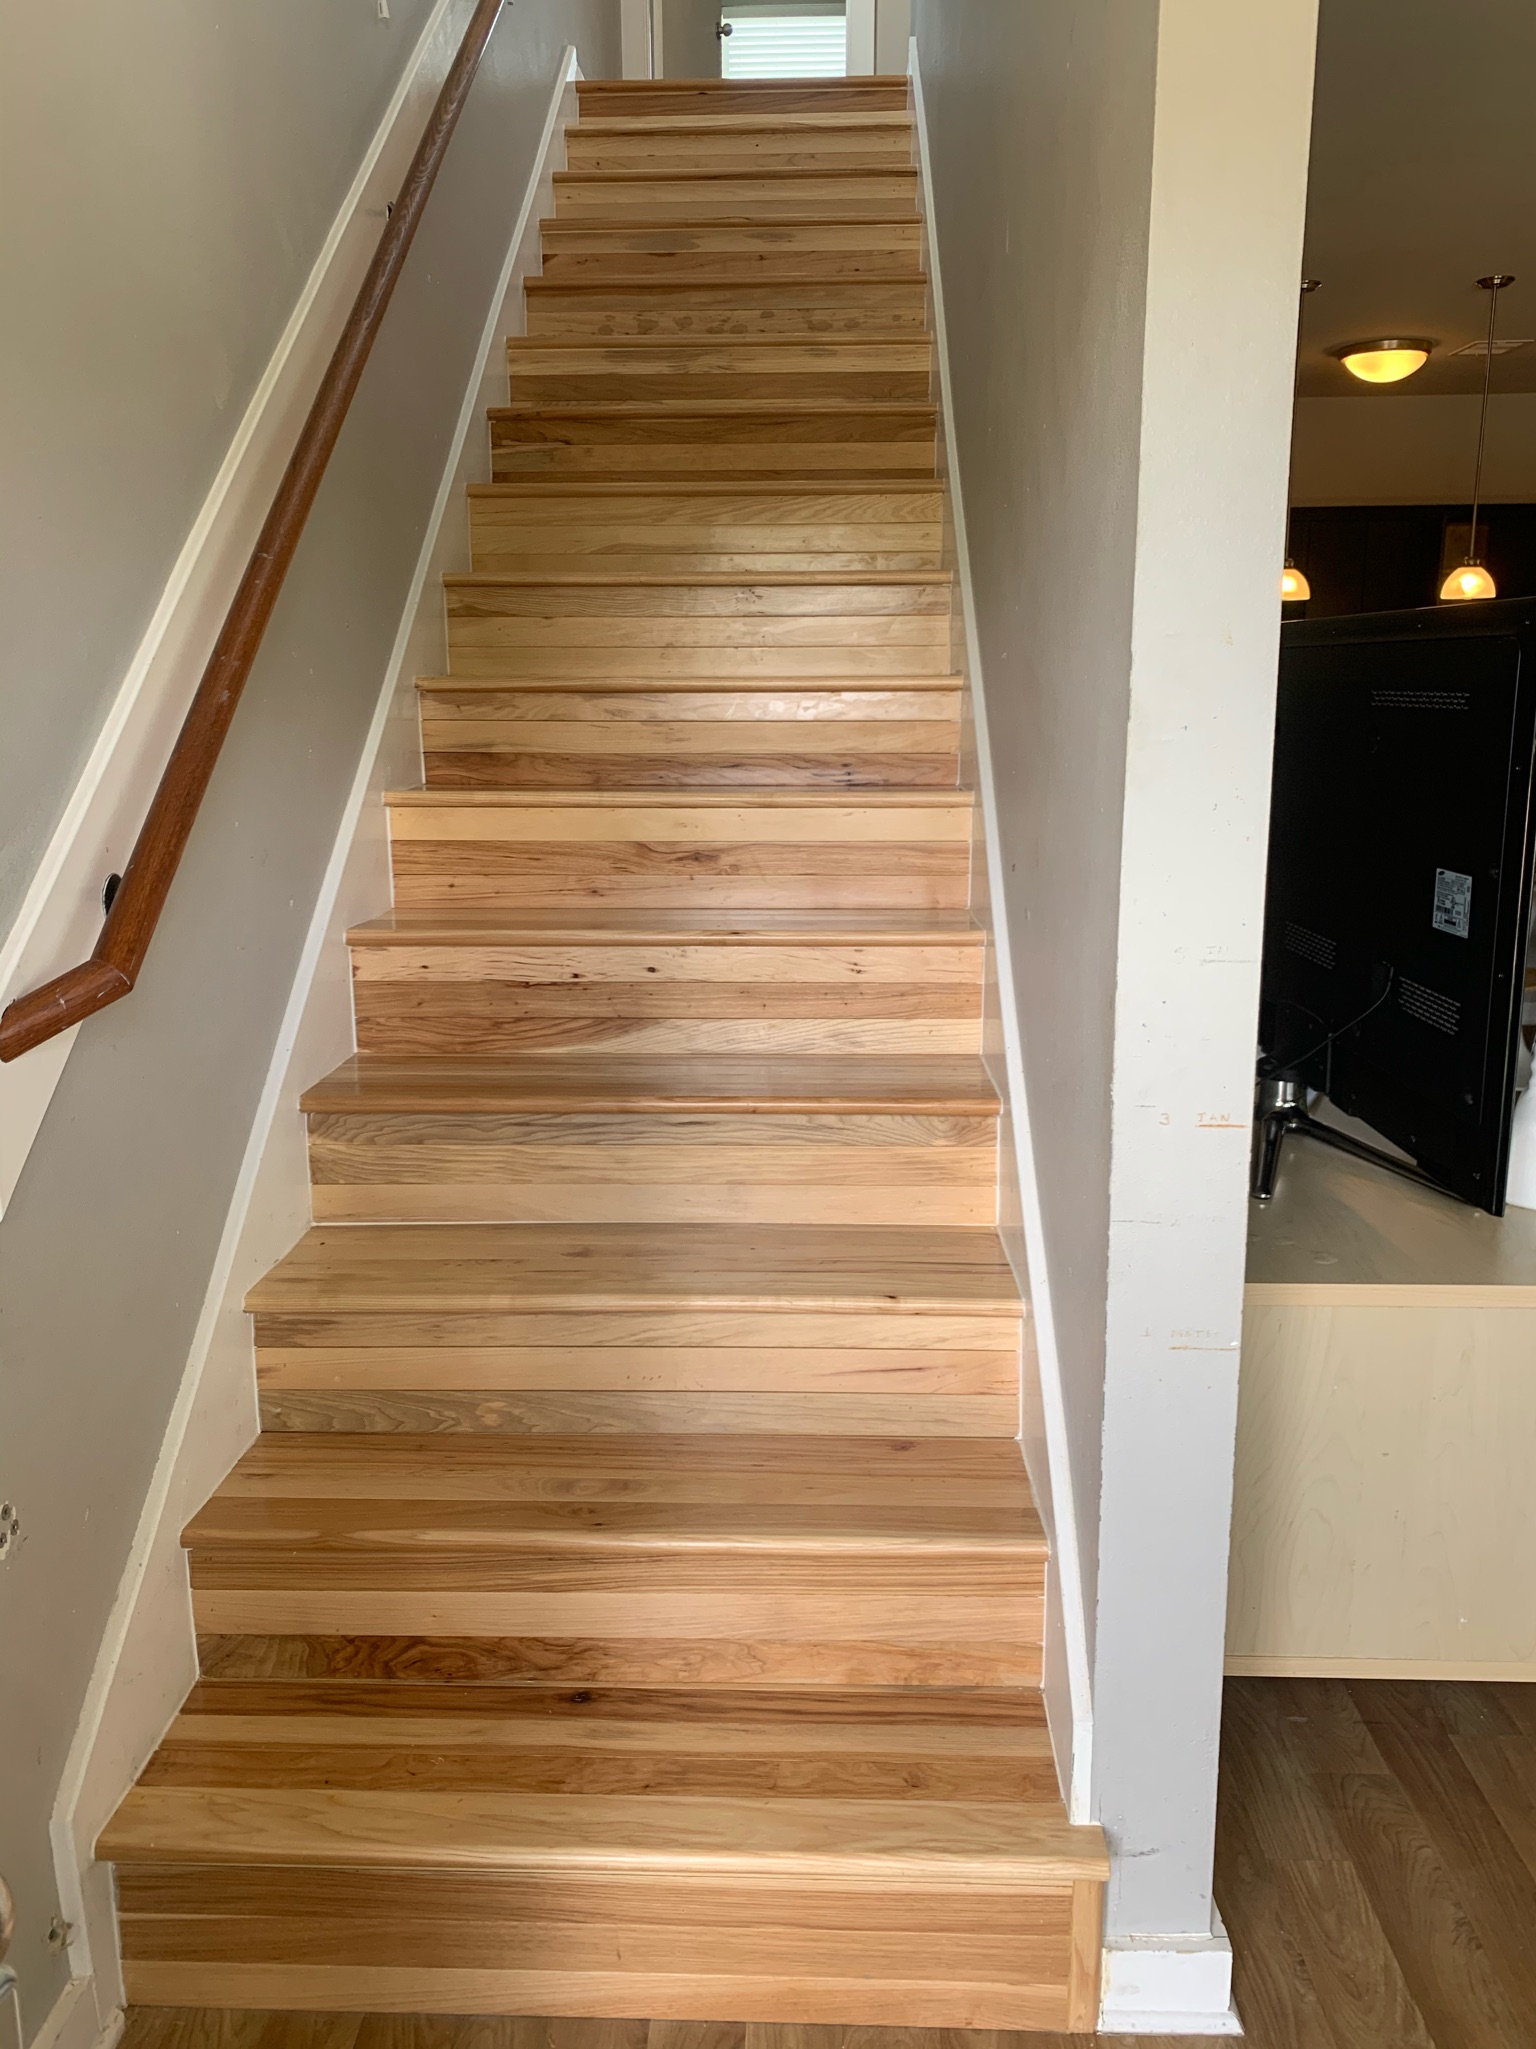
{"left": 1260, "top": 598, "right": 1536, "bottom": 1211}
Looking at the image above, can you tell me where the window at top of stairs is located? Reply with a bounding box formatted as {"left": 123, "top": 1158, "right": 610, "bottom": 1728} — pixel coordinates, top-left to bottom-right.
{"left": 720, "top": 1, "right": 847, "bottom": 78}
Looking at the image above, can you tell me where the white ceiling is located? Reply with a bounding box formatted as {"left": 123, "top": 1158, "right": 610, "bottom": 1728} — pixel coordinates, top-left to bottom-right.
{"left": 1298, "top": 0, "right": 1536, "bottom": 397}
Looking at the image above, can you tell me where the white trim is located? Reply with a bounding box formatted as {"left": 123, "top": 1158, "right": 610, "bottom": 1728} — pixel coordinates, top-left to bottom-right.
{"left": 907, "top": 38, "right": 1095, "bottom": 1823}
{"left": 1100, "top": 1907, "right": 1240, "bottom": 2035}
{"left": 15, "top": 1976, "right": 123, "bottom": 2049}
{"left": 0, "top": 0, "right": 483, "bottom": 1222}
{"left": 620, "top": 0, "right": 655, "bottom": 78}
{"left": 845, "top": 0, "right": 876, "bottom": 74}
{"left": 48, "top": 51, "right": 580, "bottom": 2011}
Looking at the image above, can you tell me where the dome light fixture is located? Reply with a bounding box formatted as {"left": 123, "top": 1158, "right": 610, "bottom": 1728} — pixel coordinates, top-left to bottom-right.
{"left": 1441, "top": 272, "right": 1515, "bottom": 603}
{"left": 1332, "top": 338, "right": 1435, "bottom": 384}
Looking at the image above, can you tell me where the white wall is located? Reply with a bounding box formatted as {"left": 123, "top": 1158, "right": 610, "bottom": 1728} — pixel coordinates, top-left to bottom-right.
{"left": 912, "top": 0, "right": 1317, "bottom": 1952}
{"left": 0, "top": 4, "right": 619, "bottom": 2036}
{"left": 1293, "top": 392, "right": 1536, "bottom": 504}
{"left": 0, "top": 0, "right": 448, "bottom": 932}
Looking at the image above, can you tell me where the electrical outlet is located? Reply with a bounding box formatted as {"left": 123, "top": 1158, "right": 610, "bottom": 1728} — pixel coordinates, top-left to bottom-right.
{"left": 377, "top": 0, "right": 390, "bottom": 17}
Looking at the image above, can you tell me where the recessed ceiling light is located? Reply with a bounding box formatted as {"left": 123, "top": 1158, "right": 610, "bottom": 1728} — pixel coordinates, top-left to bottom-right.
{"left": 1331, "top": 339, "right": 1436, "bottom": 383}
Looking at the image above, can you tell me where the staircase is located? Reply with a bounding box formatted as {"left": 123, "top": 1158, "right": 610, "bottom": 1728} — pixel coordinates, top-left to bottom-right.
{"left": 99, "top": 75, "right": 1108, "bottom": 2032}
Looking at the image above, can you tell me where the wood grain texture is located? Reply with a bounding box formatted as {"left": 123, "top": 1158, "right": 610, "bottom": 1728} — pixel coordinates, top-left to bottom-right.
{"left": 96, "top": 75, "right": 1102, "bottom": 2035}
{"left": 1228, "top": 1300, "right": 1536, "bottom": 1676}
{"left": 245, "top": 1223, "right": 1024, "bottom": 1316}
{"left": 488, "top": 405, "right": 938, "bottom": 485}
{"left": 112, "top": 1670, "right": 1536, "bottom": 2038}
{"left": 524, "top": 280, "right": 929, "bottom": 340}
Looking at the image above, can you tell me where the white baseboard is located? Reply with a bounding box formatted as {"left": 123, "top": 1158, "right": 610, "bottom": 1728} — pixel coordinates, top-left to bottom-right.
{"left": 48, "top": 48, "right": 579, "bottom": 2012}
{"left": 0, "top": 0, "right": 485, "bottom": 1222}
{"left": 907, "top": 38, "right": 1096, "bottom": 1823}
{"left": 17, "top": 1976, "right": 123, "bottom": 2049}
{"left": 1100, "top": 1907, "right": 1241, "bottom": 2035}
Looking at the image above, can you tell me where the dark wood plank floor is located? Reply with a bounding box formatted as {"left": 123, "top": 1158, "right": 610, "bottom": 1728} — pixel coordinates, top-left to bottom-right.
{"left": 119, "top": 1678, "right": 1536, "bottom": 2049}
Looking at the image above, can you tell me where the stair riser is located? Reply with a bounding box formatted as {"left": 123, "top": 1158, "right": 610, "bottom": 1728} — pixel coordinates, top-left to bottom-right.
{"left": 539, "top": 251, "right": 923, "bottom": 283}
{"left": 305, "top": 1109, "right": 999, "bottom": 1226}
{"left": 118, "top": 1859, "right": 1091, "bottom": 2029}
{"left": 576, "top": 84, "right": 913, "bottom": 118}
{"left": 505, "top": 355, "right": 933, "bottom": 408}
{"left": 420, "top": 682, "right": 958, "bottom": 788}
{"left": 467, "top": 498, "right": 944, "bottom": 572}
{"left": 525, "top": 290, "right": 928, "bottom": 339}
{"left": 255, "top": 1296, "right": 1021, "bottom": 1434}
{"left": 387, "top": 854, "right": 972, "bottom": 911}
{"left": 257, "top": 1390, "right": 1017, "bottom": 1437}
{"left": 563, "top": 146, "right": 915, "bottom": 176}
{"left": 444, "top": 583, "right": 952, "bottom": 680}
{"left": 490, "top": 408, "right": 937, "bottom": 484}
{"left": 387, "top": 804, "right": 972, "bottom": 912}
{"left": 252, "top": 1308, "right": 1023, "bottom": 1350}
{"left": 553, "top": 176, "right": 920, "bottom": 222}
{"left": 191, "top": 1629, "right": 1041, "bottom": 1691}
{"left": 419, "top": 750, "right": 958, "bottom": 791}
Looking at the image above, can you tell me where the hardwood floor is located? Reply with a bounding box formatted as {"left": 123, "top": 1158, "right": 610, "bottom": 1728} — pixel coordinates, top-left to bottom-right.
{"left": 119, "top": 1676, "right": 1536, "bottom": 2049}
{"left": 97, "top": 75, "right": 1106, "bottom": 2033}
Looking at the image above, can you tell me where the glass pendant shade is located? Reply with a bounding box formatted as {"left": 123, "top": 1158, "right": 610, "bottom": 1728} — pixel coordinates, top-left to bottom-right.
{"left": 1281, "top": 562, "right": 1311, "bottom": 601}
{"left": 1336, "top": 342, "right": 1432, "bottom": 384}
{"left": 1440, "top": 561, "right": 1497, "bottom": 602}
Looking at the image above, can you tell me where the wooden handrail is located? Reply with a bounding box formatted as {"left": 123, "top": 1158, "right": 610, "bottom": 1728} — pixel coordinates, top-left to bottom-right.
{"left": 0, "top": 0, "right": 507, "bottom": 1063}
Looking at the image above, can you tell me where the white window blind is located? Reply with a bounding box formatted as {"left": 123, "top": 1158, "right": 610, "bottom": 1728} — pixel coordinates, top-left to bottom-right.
{"left": 721, "top": 3, "right": 847, "bottom": 79}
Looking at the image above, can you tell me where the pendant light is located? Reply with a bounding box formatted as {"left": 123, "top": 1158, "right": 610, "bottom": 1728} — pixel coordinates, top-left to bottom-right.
{"left": 1282, "top": 279, "right": 1321, "bottom": 602}
{"left": 1441, "top": 273, "right": 1515, "bottom": 603}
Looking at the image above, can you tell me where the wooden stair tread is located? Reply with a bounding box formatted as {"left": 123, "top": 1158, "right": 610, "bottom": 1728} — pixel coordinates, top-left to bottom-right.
{"left": 301, "top": 1055, "right": 1000, "bottom": 1116}
{"left": 246, "top": 1223, "right": 1022, "bottom": 1316}
{"left": 183, "top": 1431, "right": 1044, "bottom": 1552}
{"left": 102, "top": 1785, "right": 1104, "bottom": 1886}
{"left": 346, "top": 906, "right": 983, "bottom": 944}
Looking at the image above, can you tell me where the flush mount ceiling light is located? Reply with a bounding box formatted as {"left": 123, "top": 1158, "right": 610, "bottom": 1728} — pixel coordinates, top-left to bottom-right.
{"left": 1441, "top": 273, "right": 1515, "bottom": 603}
{"left": 1331, "top": 338, "right": 1435, "bottom": 384}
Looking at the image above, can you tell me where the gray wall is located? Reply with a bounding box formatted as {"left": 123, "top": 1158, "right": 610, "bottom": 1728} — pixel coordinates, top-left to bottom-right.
{"left": 662, "top": 0, "right": 722, "bottom": 77}
{"left": 913, "top": 0, "right": 1316, "bottom": 1947}
{"left": 0, "top": 0, "right": 448, "bottom": 929}
{"left": 0, "top": 2, "right": 619, "bottom": 2033}
{"left": 913, "top": 0, "right": 1158, "bottom": 1724}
